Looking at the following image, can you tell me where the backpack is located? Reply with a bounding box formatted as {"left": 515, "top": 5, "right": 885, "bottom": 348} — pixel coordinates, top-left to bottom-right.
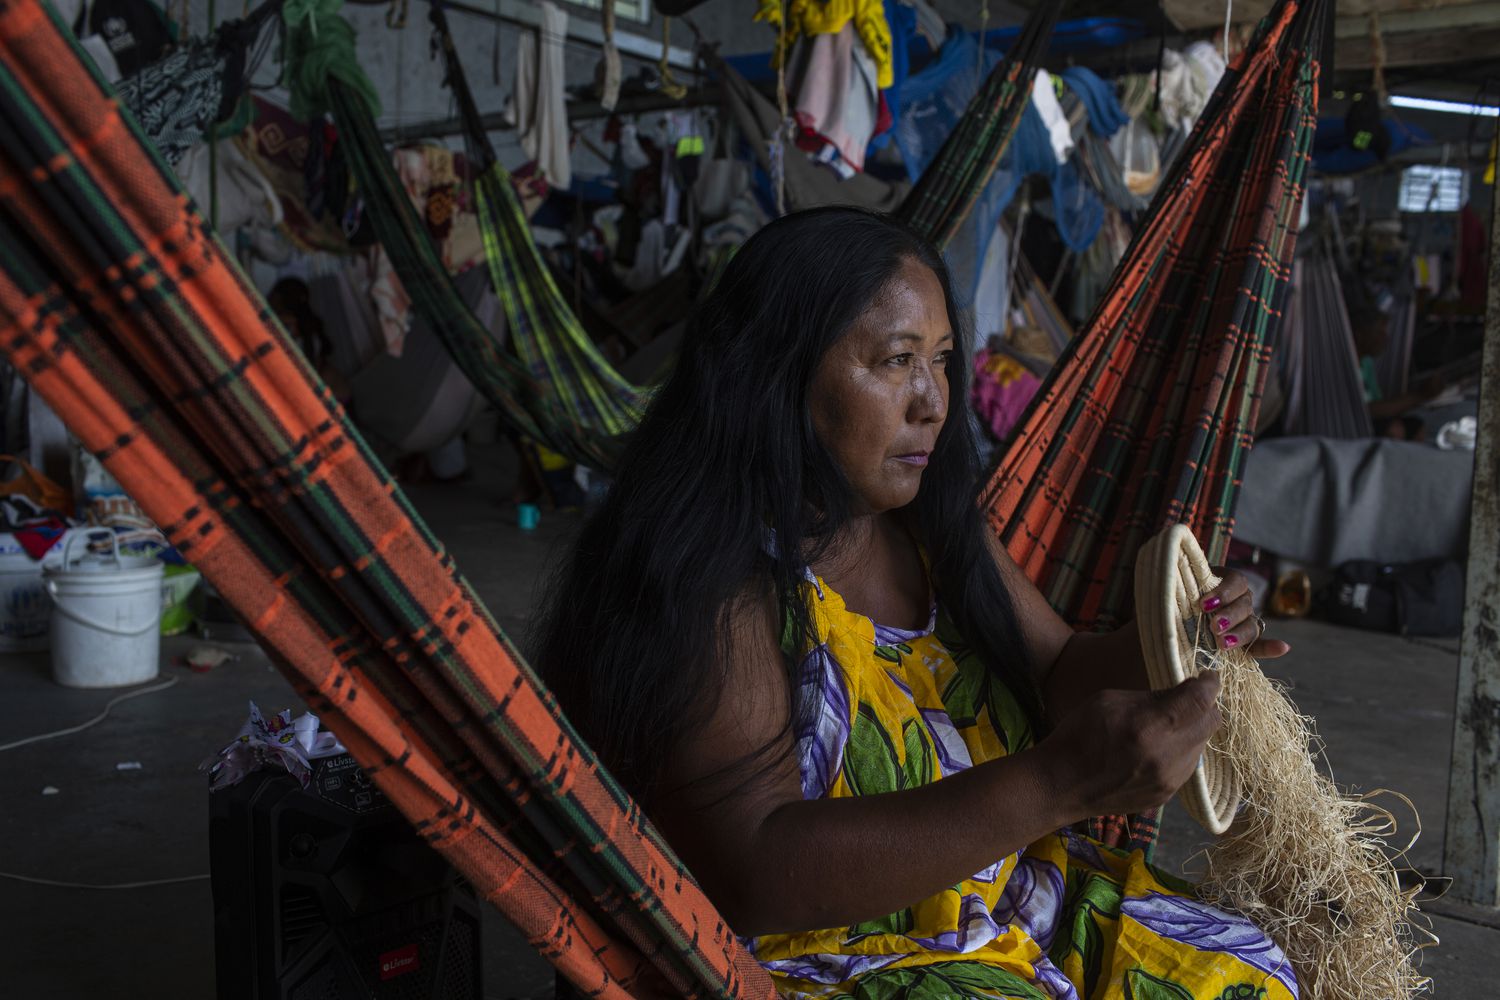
{"left": 1319, "top": 558, "right": 1465, "bottom": 637}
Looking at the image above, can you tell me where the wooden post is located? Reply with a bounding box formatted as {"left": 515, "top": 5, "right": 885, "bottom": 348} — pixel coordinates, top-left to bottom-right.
{"left": 1443, "top": 186, "right": 1500, "bottom": 906}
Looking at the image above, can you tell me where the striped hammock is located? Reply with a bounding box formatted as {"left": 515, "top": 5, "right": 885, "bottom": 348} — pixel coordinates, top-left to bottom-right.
{"left": 0, "top": 3, "right": 766, "bottom": 996}
{"left": 324, "top": 73, "right": 628, "bottom": 470}
{"left": 981, "top": 0, "right": 1326, "bottom": 847}
{"left": 431, "top": 2, "right": 647, "bottom": 443}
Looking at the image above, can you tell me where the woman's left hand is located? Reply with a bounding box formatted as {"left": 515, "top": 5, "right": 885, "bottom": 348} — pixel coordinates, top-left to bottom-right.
{"left": 1198, "top": 569, "right": 1291, "bottom": 659}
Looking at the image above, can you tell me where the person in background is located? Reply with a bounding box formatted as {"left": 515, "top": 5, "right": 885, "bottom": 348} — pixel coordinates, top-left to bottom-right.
{"left": 1348, "top": 300, "right": 1444, "bottom": 442}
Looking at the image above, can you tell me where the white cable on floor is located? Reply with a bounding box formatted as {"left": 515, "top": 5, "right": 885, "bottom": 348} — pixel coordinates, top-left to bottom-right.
{"left": 0, "top": 870, "right": 208, "bottom": 890}
{"left": 0, "top": 675, "right": 179, "bottom": 753}
{"left": 1, "top": 677, "right": 206, "bottom": 889}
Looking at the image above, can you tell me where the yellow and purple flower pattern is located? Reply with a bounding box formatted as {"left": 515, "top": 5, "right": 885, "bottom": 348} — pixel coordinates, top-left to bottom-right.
{"left": 747, "top": 575, "right": 1297, "bottom": 1000}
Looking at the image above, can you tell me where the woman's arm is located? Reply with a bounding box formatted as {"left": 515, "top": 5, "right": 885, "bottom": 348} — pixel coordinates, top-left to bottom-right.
{"left": 652, "top": 589, "right": 1220, "bottom": 936}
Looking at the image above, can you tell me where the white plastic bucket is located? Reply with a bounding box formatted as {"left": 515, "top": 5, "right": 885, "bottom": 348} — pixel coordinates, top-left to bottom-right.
{"left": 0, "top": 532, "right": 50, "bottom": 652}
{"left": 45, "top": 529, "right": 164, "bottom": 688}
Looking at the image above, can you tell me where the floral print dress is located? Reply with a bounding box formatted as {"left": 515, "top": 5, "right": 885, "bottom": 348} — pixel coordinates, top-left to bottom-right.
{"left": 745, "top": 573, "right": 1297, "bottom": 1000}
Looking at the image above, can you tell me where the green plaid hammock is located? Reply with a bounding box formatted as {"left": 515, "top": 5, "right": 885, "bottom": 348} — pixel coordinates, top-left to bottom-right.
{"left": 277, "top": 0, "right": 630, "bottom": 470}
{"left": 980, "top": 0, "right": 1327, "bottom": 849}
{"left": 430, "top": 2, "right": 647, "bottom": 442}
{"left": 325, "top": 77, "right": 627, "bottom": 470}
{"left": 0, "top": 3, "right": 767, "bottom": 997}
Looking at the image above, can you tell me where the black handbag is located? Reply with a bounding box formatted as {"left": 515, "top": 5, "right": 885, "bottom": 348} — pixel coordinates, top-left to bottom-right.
{"left": 1319, "top": 558, "right": 1465, "bottom": 637}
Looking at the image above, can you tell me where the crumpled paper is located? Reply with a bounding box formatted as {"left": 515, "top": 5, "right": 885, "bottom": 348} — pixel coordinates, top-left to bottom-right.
{"left": 202, "top": 701, "right": 346, "bottom": 791}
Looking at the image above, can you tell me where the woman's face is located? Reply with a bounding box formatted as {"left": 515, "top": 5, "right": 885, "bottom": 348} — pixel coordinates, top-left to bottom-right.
{"left": 810, "top": 257, "right": 953, "bottom": 515}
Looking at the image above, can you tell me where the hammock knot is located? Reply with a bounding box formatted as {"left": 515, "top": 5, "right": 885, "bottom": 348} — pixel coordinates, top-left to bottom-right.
{"left": 282, "top": 0, "right": 383, "bottom": 123}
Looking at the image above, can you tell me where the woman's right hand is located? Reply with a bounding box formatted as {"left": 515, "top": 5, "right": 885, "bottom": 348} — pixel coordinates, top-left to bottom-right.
{"left": 1039, "top": 673, "right": 1223, "bottom": 821}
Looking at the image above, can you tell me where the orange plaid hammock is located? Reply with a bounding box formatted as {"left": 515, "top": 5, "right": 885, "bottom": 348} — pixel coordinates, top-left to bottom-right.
{"left": 981, "top": 0, "right": 1325, "bottom": 849}
{"left": 0, "top": 4, "right": 770, "bottom": 998}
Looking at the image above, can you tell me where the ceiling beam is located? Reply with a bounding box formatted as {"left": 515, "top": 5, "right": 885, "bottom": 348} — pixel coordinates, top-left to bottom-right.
{"left": 1334, "top": 2, "right": 1500, "bottom": 38}
{"left": 1167, "top": 0, "right": 1500, "bottom": 36}
{"left": 1336, "top": 25, "right": 1500, "bottom": 71}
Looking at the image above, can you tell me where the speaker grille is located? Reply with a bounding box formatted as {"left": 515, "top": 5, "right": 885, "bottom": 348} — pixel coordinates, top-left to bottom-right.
{"left": 288, "top": 960, "right": 345, "bottom": 1000}
{"left": 440, "top": 913, "right": 479, "bottom": 998}
{"left": 281, "top": 884, "right": 328, "bottom": 958}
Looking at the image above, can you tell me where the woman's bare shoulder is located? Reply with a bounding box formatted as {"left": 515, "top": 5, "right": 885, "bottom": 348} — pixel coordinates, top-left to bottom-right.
{"left": 652, "top": 580, "right": 802, "bottom": 850}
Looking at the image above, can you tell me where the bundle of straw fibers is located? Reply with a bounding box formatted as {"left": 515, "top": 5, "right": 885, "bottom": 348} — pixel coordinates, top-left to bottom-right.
{"left": 1134, "top": 525, "right": 1433, "bottom": 999}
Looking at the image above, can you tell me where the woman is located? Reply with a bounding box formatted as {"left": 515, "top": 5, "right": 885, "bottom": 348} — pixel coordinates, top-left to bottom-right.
{"left": 536, "top": 208, "right": 1295, "bottom": 1000}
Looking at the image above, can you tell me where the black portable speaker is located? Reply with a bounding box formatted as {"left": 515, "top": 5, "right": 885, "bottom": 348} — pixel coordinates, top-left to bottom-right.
{"left": 210, "top": 753, "right": 483, "bottom": 999}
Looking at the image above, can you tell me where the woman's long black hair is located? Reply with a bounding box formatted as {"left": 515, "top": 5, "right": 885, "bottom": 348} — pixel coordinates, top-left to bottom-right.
{"left": 533, "top": 207, "right": 1043, "bottom": 806}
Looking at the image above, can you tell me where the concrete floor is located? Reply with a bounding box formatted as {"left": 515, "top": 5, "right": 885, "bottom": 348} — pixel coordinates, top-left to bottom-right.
{"left": 2, "top": 444, "right": 1495, "bottom": 997}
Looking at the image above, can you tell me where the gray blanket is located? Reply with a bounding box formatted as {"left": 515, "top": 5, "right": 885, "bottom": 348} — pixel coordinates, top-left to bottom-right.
{"left": 1233, "top": 436, "right": 1473, "bottom": 566}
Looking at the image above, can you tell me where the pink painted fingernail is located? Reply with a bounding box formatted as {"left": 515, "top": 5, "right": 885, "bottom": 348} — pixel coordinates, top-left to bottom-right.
{"left": 1217, "top": 617, "right": 1231, "bottom": 631}
{"left": 1203, "top": 596, "right": 1221, "bottom": 611}
{"left": 1224, "top": 634, "right": 1238, "bottom": 647}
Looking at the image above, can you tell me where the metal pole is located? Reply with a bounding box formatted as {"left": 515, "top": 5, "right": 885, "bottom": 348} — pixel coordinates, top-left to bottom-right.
{"left": 350, "top": 0, "right": 697, "bottom": 69}
{"left": 377, "top": 85, "right": 723, "bottom": 143}
{"left": 1443, "top": 183, "right": 1500, "bottom": 906}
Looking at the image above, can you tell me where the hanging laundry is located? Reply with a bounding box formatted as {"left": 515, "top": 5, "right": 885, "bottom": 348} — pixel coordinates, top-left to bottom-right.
{"left": 621, "top": 218, "right": 691, "bottom": 292}
{"left": 710, "top": 50, "right": 907, "bottom": 214}
{"left": 900, "top": 0, "right": 945, "bottom": 50}
{"left": 513, "top": 0, "right": 572, "bottom": 190}
{"left": 113, "top": 6, "right": 273, "bottom": 166}
{"left": 755, "top": 0, "right": 895, "bottom": 89}
{"left": 1182, "top": 40, "right": 1228, "bottom": 109}
{"left": 1152, "top": 44, "right": 1225, "bottom": 135}
{"left": 660, "top": 111, "right": 702, "bottom": 225}
{"left": 1030, "top": 70, "right": 1074, "bottom": 165}
{"left": 971, "top": 222, "right": 1012, "bottom": 342}
{"left": 175, "top": 139, "right": 283, "bottom": 236}
{"left": 789, "top": 23, "right": 883, "bottom": 175}
{"left": 869, "top": 0, "right": 917, "bottom": 151}
{"left": 118, "top": 47, "right": 230, "bottom": 165}
{"left": 1060, "top": 66, "right": 1128, "bottom": 139}
{"left": 1067, "top": 91, "right": 1146, "bottom": 214}
{"left": 669, "top": 111, "right": 706, "bottom": 189}
{"left": 367, "top": 146, "right": 487, "bottom": 357}
{"left": 238, "top": 97, "right": 354, "bottom": 254}
{"left": 394, "top": 145, "right": 484, "bottom": 268}
{"left": 693, "top": 116, "right": 752, "bottom": 221}
{"left": 60, "top": 0, "right": 171, "bottom": 80}
{"left": 972, "top": 348, "right": 1043, "bottom": 444}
